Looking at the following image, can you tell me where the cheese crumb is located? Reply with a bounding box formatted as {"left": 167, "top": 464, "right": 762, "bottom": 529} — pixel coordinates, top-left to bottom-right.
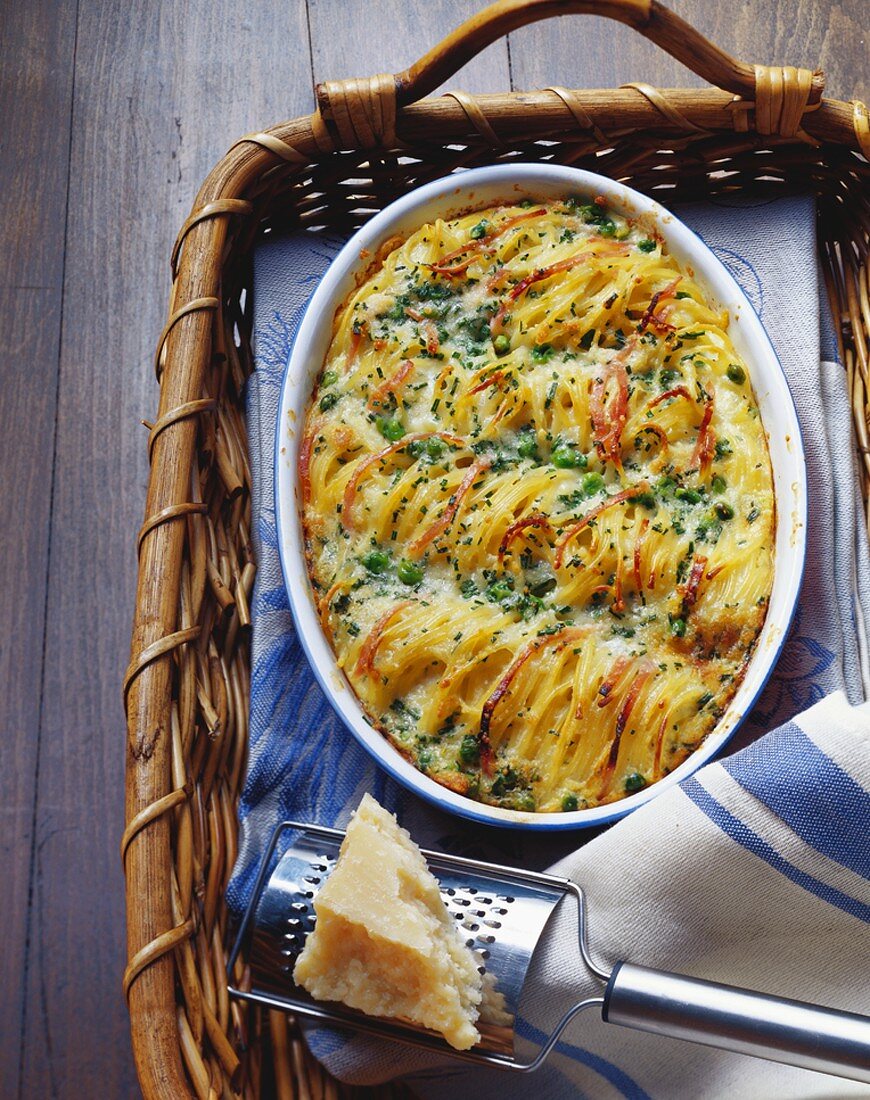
{"left": 293, "top": 794, "right": 483, "bottom": 1049}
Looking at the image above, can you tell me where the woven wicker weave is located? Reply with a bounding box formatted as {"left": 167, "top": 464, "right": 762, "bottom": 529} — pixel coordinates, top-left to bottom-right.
{"left": 123, "top": 1, "right": 870, "bottom": 1096}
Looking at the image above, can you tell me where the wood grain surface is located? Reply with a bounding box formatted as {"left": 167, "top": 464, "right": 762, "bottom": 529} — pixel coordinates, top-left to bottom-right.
{"left": 0, "top": 0, "right": 77, "bottom": 1089}
{"left": 1, "top": 1, "right": 866, "bottom": 1095}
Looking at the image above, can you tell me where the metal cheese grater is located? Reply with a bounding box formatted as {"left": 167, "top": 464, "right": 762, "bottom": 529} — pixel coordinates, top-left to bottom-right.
{"left": 228, "top": 820, "right": 870, "bottom": 1083}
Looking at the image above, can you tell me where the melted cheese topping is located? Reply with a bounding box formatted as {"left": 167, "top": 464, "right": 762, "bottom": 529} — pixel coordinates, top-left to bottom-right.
{"left": 300, "top": 198, "right": 775, "bottom": 812}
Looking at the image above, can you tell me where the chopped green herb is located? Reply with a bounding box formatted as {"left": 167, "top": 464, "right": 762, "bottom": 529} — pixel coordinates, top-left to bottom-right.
{"left": 486, "top": 577, "right": 515, "bottom": 603}
{"left": 458, "top": 735, "right": 479, "bottom": 764}
{"left": 517, "top": 428, "right": 538, "bottom": 459}
{"left": 470, "top": 218, "right": 490, "bottom": 240}
{"left": 532, "top": 343, "right": 555, "bottom": 362}
{"left": 670, "top": 616, "right": 687, "bottom": 638}
{"left": 579, "top": 329, "right": 596, "bottom": 351}
{"left": 715, "top": 439, "right": 733, "bottom": 458}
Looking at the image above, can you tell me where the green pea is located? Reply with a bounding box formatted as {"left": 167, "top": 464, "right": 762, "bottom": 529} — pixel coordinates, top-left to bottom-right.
{"left": 418, "top": 748, "right": 433, "bottom": 771}
{"left": 407, "top": 439, "right": 425, "bottom": 458}
{"left": 624, "top": 772, "right": 648, "bottom": 793}
{"left": 552, "top": 444, "right": 587, "bottom": 469}
{"left": 493, "top": 333, "right": 511, "bottom": 356}
{"left": 636, "top": 491, "right": 657, "bottom": 510}
{"left": 726, "top": 363, "right": 746, "bottom": 385}
{"left": 376, "top": 415, "right": 405, "bottom": 441}
{"left": 459, "top": 735, "right": 479, "bottom": 764}
{"left": 715, "top": 501, "right": 734, "bottom": 520}
{"left": 675, "top": 487, "right": 702, "bottom": 504}
{"left": 670, "top": 617, "right": 687, "bottom": 638}
{"left": 637, "top": 238, "right": 657, "bottom": 253}
{"left": 518, "top": 431, "right": 538, "bottom": 459}
{"left": 598, "top": 219, "right": 617, "bottom": 237}
{"left": 515, "top": 791, "right": 536, "bottom": 811}
{"left": 397, "top": 559, "right": 423, "bottom": 585}
{"left": 362, "top": 550, "right": 390, "bottom": 574}
{"left": 319, "top": 392, "right": 338, "bottom": 412}
{"left": 470, "top": 219, "right": 490, "bottom": 240}
{"left": 711, "top": 474, "right": 727, "bottom": 494}
{"left": 561, "top": 793, "right": 579, "bottom": 812}
{"left": 321, "top": 370, "right": 338, "bottom": 387}
{"left": 426, "top": 437, "right": 444, "bottom": 460}
{"left": 581, "top": 471, "right": 606, "bottom": 495}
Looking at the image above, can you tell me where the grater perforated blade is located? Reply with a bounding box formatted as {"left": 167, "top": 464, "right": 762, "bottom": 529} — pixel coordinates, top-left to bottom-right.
{"left": 228, "top": 820, "right": 870, "bottom": 1080}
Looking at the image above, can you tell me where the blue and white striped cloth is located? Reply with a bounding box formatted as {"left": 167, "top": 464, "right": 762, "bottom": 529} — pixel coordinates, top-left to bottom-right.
{"left": 227, "top": 193, "right": 870, "bottom": 1097}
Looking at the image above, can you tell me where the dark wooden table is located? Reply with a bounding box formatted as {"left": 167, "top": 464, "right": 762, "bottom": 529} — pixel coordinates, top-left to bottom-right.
{"left": 2, "top": 1, "right": 866, "bottom": 1095}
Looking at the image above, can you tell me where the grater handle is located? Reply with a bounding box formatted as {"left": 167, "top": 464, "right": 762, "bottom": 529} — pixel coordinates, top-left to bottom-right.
{"left": 603, "top": 962, "right": 870, "bottom": 1084}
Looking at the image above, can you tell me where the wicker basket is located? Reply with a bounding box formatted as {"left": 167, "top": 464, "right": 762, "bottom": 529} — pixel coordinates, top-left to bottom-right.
{"left": 123, "top": 1, "right": 870, "bottom": 1096}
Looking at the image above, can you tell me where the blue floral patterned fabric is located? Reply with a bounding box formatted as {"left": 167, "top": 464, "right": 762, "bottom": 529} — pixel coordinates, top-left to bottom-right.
{"left": 225, "top": 194, "right": 870, "bottom": 1095}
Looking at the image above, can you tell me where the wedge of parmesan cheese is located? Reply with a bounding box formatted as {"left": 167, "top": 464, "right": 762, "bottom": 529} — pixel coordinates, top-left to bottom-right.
{"left": 293, "top": 794, "right": 483, "bottom": 1049}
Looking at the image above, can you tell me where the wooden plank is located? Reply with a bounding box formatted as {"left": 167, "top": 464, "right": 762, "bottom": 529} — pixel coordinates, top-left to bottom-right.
{"left": 508, "top": 0, "right": 868, "bottom": 102}
{"left": 307, "top": 0, "right": 510, "bottom": 92}
{"left": 0, "top": 0, "right": 77, "bottom": 1091}
{"left": 19, "top": 1, "right": 314, "bottom": 1095}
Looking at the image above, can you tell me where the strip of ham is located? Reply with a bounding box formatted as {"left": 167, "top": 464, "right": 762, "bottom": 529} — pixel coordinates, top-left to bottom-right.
{"left": 478, "top": 626, "right": 589, "bottom": 773}
{"left": 554, "top": 484, "right": 649, "bottom": 569}
{"left": 298, "top": 418, "right": 321, "bottom": 505}
{"left": 490, "top": 242, "right": 629, "bottom": 336}
{"left": 408, "top": 458, "right": 491, "bottom": 557}
{"left": 497, "top": 513, "right": 553, "bottom": 565}
{"left": 366, "top": 359, "right": 414, "bottom": 409}
{"left": 342, "top": 431, "right": 464, "bottom": 530}
{"left": 689, "top": 398, "right": 715, "bottom": 474}
{"left": 428, "top": 208, "right": 548, "bottom": 276}
{"left": 591, "top": 336, "right": 635, "bottom": 468}
{"left": 599, "top": 663, "right": 654, "bottom": 795}
{"left": 354, "top": 601, "right": 413, "bottom": 676}
{"left": 680, "top": 553, "right": 709, "bottom": 610}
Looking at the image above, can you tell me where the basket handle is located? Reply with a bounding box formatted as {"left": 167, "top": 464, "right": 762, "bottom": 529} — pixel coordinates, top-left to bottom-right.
{"left": 385, "top": 0, "right": 822, "bottom": 107}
